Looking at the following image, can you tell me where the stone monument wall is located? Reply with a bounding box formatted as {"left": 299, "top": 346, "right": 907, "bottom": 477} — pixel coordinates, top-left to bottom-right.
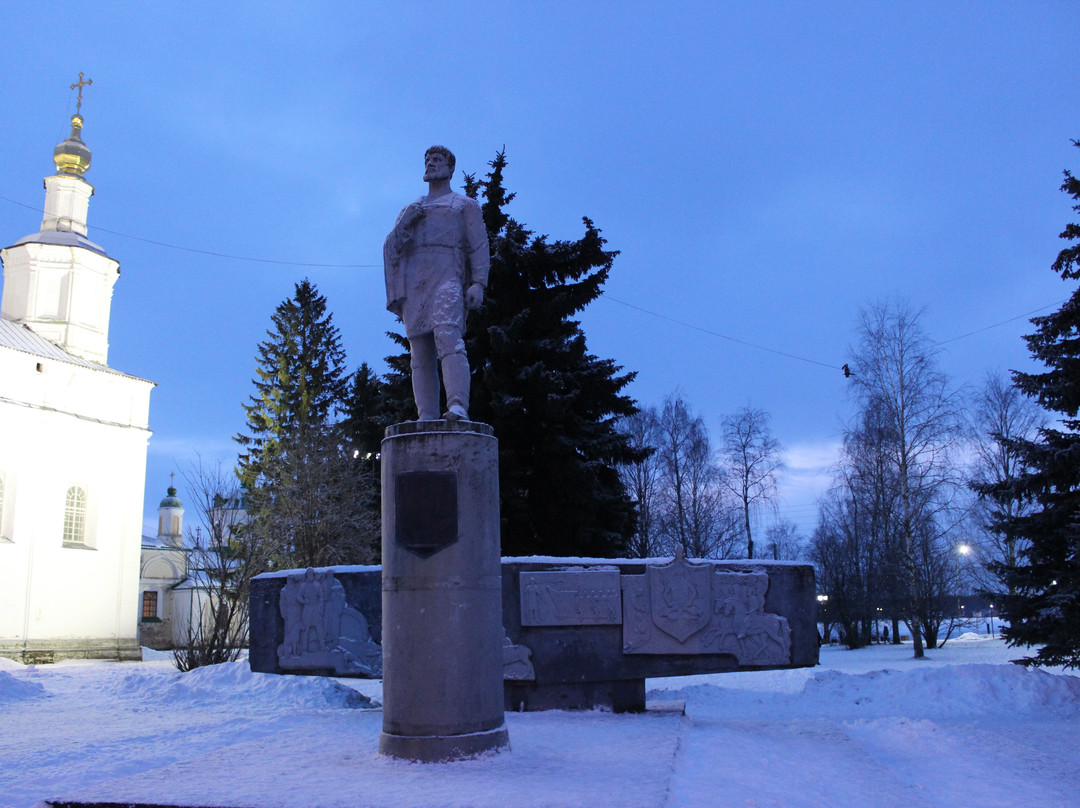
{"left": 251, "top": 554, "right": 816, "bottom": 713}
{"left": 502, "top": 553, "right": 816, "bottom": 711}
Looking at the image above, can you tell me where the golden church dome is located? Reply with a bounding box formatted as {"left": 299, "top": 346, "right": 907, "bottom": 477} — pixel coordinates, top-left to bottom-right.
{"left": 53, "top": 114, "right": 92, "bottom": 177}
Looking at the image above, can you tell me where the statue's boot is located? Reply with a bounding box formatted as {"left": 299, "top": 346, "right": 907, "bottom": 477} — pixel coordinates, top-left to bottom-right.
{"left": 440, "top": 347, "right": 471, "bottom": 421}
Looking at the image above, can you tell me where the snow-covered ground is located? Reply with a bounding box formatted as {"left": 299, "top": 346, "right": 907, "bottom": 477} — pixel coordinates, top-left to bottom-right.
{"left": 1, "top": 636, "right": 1078, "bottom": 807}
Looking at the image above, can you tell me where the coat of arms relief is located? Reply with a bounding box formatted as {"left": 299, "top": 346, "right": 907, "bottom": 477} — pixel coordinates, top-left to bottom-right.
{"left": 622, "top": 547, "right": 791, "bottom": 665}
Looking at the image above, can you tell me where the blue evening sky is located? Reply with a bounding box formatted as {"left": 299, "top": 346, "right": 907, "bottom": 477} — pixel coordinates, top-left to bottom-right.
{"left": 1, "top": 3, "right": 1077, "bottom": 537}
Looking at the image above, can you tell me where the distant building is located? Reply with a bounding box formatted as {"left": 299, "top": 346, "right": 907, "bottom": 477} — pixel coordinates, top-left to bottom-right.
{"left": 0, "top": 104, "right": 154, "bottom": 663}
{"left": 139, "top": 485, "right": 188, "bottom": 649}
{"left": 139, "top": 482, "right": 250, "bottom": 650}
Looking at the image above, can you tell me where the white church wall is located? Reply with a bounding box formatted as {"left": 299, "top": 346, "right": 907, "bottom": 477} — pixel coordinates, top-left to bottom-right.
{"left": 41, "top": 173, "right": 92, "bottom": 236}
{"left": 139, "top": 544, "right": 187, "bottom": 649}
{"left": 169, "top": 584, "right": 222, "bottom": 649}
{"left": 0, "top": 483, "right": 30, "bottom": 639}
{"left": 1, "top": 103, "right": 155, "bottom": 664}
{"left": 0, "top": 347, "right": 151, "bottom": 661}
{"left": 0, "top": 242, "right": 119, "bottom": 366}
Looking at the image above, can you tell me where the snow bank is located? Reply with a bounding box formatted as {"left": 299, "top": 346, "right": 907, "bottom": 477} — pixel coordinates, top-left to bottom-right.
{"left": 802, "top": 663, "right": 1080, "bottom": 719}
{"left": 138, "top": 646, "right": 177, "bottom": 661}
{"left": 952, "top": 631, "right": 990, "bottom": 642}
{"left": 106, "top": 660, "right": 377, "bottom": 710}
{"left": 0, "top": 670, "right": 45, "bottom": 703}
{"left": 502, "top": 555, "right": 809, "bottom": 567}
{"left": 652, "top": 663, "right": 1080, "bottom": 722}
{"left": 255, "top": 563, "right": 381, "bottom": 579}
{"left": 0, "top": 654, "right": 24, "bottom": 671}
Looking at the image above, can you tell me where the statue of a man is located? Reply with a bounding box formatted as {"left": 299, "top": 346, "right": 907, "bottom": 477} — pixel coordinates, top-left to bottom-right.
{"left": 384, "top": 146, "right": 490, "bottom": 421}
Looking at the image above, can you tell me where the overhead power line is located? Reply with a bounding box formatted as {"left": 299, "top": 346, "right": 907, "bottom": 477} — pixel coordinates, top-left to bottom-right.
{"left": 934, "top": 302, "right": 1065, "bottom": 346}
{"left": 602, "top": 293, "right": 1068, "bottom": 374}
{"left": 98, "top": 226, "right": 380, "bottom": 268}
{"left": 0, "top": 194, "right": 378, "bottom": 269}
{"left": 1, "top": 193, "right": 1061, "bottom": 366}
{"left": 600, "top": 294, "right": 843, "bottom": 371}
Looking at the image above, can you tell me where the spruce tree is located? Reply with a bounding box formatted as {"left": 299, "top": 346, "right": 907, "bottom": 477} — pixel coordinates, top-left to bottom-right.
{"left": 237, "top": 279, "right": 377, "bottom": 567}
{"left": 992, "top": 140, "right": 1080, "bottom": 668}
{"left": 237, "top": 279, "right": 349, "bottom": 481}
{"left": 379, "top": 332, "right": 419, "bottom": 427}
{"left": 341, "top": 361, "right": 393, "bottom": 526}
{"left": 462, "top": 152, "right": 642, "bottom": 557}
{"left": 341, "top": 362, "right": 392, "bottom": 461}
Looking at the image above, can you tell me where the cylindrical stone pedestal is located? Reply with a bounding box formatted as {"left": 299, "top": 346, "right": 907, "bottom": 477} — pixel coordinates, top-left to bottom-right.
{"left": 379, "top": 420, "right": 509, "bottom": 762}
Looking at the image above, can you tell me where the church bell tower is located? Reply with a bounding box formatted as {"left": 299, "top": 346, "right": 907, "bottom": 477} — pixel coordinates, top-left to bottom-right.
{"left": 157, "top": 483, "right": 185, "bottom": 550}
{"left": 0, "top": 74, "right": 121, "bottom": 365}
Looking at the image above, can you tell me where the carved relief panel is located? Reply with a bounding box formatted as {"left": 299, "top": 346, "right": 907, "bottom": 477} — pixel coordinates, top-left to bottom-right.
{"left": 520, "top": 569, "right": 622, "bottom": 626}
{"left": 621, "top": 548, "right": 791, "bottom": 665}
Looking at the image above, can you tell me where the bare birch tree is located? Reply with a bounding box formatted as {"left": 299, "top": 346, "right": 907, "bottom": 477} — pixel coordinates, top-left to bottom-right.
{"left": 173, "top": 459, "right": 281, "bottom": 671}
{"left": 617, "top": 407, "right": 663, "bottom": 557}
{"left": 811, "top": 401, "right": 904, "bottom": 649}
{"left": 763, "top": 519, "right": 804, "bottom": 560}
{"left": 654, "top": 394, "right": 739, "bottom": 558}
{"left": 968, "top": 372, "right": 1047, "bottom": 595}
{"left": 848, "top": 300, "right": 964, "bottom": 658}
{"left": 245, "top": 423, "right": 380, "bottom": 569}
{"left": 721, "top": 406, "right": 783, "bottom": 559}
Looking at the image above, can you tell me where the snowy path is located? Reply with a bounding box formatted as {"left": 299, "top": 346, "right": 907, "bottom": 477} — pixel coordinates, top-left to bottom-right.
{"left": 1, "top": 639, "right": 1078, "bottom": 808}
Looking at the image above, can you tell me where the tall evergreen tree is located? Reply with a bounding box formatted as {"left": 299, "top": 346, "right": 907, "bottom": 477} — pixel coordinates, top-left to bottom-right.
{"left": 236, "top": 279, "right": 377, "bottom": 567}
{"left": 459, "top": 152, "right": 643, "bottom": 557}
{"left": 988, "top": 141, "right": 1080, "bottom": 668}
{"left": 379, "top": 332, "right": 418, "bottom": 427}
{"left": 342, "top": 362, "right": 392, "bottom": 461}
{"left": 237, "top": 279, "right": 349, "bottom": 483}
{"left": 967, "top": 372, "right": 1046, "bottom": 597}
{"left": 341, "top": 361, "right": 392, "bottom": 526}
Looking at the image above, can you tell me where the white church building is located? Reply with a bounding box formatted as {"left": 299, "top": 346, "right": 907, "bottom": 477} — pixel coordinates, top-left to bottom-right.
{"left": 139, "top": 484, "right": 188, "bottom": 649}
{"left": 0, "top": 103, "right": 154, "bottom": 663}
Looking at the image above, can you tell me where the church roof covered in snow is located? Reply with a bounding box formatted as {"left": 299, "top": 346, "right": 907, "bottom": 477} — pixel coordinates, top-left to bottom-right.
{"left": 5, "top": 227, "right": 111, "bottom": 258}
{"left": 0, "top": 317, "right": 150, "bottom": 382}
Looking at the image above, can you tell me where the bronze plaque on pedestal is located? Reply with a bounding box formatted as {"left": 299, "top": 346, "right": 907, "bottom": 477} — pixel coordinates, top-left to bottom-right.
{"left": 395, "top": 471, "right": 458, "bottom": 558}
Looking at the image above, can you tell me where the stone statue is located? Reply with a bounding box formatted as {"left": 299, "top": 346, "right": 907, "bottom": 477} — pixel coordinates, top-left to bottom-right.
{"left": 384, "top": 146, "right": 490, "bottom": 421}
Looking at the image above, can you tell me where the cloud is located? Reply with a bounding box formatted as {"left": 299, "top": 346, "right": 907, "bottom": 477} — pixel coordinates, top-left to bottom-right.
{"left": 785, "top": 440, "right": 842, "bottom": 473}
{"left": 774, "top": 440, "right": 842, "bottom": 534}
{"left": 147, "top": 436, "right": 238, "bottom": 461}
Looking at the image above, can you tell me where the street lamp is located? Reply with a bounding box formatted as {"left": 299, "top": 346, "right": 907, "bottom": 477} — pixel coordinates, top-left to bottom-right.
{"left": 956, "top": 543, "right": 973, "bottom": 623}
{"left": 816, "top": 595, "right": 829, "bottom": 643}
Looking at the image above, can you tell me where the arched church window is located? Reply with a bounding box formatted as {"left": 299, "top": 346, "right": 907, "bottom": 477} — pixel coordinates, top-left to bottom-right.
{"left": 63, "top": 486, "right": 87, "bottom": 545}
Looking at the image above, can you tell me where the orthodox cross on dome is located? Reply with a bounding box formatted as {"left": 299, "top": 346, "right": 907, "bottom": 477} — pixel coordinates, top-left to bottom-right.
{"left": 169, "top": 471, "right": 175, "bottom": 487}
{"left": 70, "top": 72, "right": 93, "bottom": 115}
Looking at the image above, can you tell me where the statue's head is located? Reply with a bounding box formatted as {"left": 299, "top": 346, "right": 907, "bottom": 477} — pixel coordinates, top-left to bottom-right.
{"left": 424, "top": 145, "right": 455, "bottom": 181}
